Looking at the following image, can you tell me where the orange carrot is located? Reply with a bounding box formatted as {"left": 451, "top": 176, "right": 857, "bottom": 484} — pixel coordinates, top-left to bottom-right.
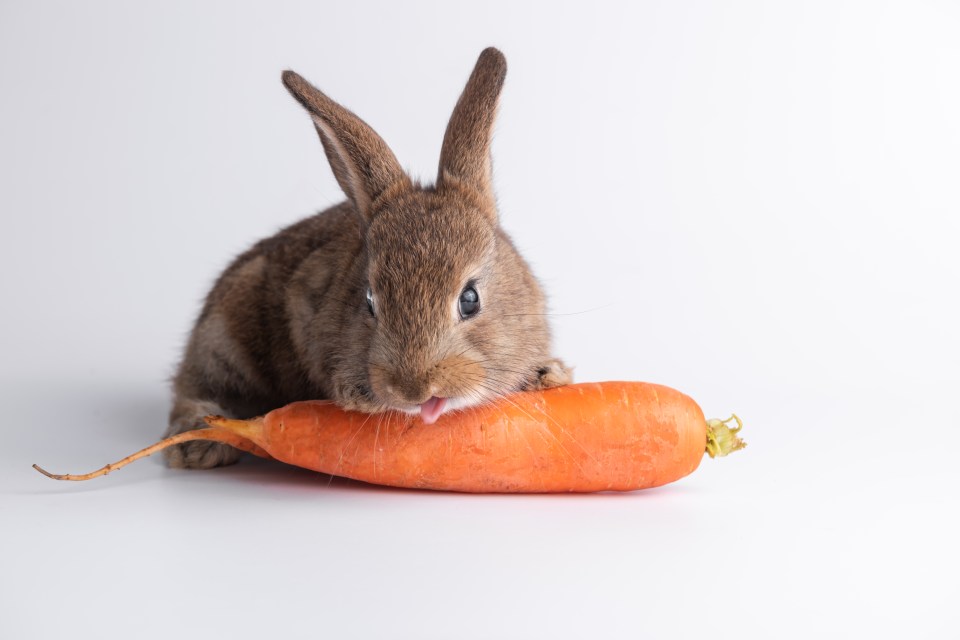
{"left": 33, "top": 382, "right": 744, "bottom": 493}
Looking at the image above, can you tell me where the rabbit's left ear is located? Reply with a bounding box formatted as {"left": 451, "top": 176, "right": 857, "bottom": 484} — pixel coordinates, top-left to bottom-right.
{"left": 436, "top": 48, "right": 507, "bottom": 216}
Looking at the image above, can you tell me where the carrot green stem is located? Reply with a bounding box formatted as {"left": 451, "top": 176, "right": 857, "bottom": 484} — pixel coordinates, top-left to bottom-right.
{"left": 705, "top": 414, "right": 746, "bottom": 458}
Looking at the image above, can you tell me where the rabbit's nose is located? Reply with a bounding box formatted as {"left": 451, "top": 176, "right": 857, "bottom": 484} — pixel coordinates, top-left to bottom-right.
{"left": 389, "top": 377, "right": 439, "bottom": 406}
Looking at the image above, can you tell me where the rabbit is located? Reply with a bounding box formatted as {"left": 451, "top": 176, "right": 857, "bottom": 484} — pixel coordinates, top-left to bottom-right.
{"left": 165, "top": 47, "right": 573, "bottom": 469}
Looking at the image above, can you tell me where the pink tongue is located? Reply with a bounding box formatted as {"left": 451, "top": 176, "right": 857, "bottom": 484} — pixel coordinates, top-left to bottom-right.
{"left": 419, "top": 396, "right": 447, "bottom": 425}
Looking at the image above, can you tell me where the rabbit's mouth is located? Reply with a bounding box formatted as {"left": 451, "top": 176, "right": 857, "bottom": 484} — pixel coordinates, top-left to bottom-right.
{"left": 392, "top": 395, "right": 483, "bottom": 424}
{"left": 418, "top": 396, "right": 447, "bottom": 425}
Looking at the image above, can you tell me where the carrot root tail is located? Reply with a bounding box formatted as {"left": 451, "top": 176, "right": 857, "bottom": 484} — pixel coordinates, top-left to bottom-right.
{"left": 32, "top": 427, "right": 265, "bottom": 482}
{"left": 705, "top": 414, "right": 746, "bottom": 458}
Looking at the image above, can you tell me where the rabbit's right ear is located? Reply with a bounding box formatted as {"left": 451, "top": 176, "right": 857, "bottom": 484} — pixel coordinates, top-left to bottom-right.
{"left": 282, "top": 70, "right": 410, "bottom": 223}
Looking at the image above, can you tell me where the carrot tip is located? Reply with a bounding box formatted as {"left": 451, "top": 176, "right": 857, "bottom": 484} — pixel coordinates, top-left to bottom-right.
{"left": 32, "top": 463, "right": 57, "bottom": 479}
{"left": 705, "top": 414, "right": 746, "bottom": 458}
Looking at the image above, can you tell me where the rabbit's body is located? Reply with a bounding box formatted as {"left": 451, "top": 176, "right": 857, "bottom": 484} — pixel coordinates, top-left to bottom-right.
{"left": 166, "top": 48, "right": 571, "bottom": 469}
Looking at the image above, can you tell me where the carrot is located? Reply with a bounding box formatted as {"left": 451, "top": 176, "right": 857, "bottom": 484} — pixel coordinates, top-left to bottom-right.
{"left": 33, "top": 382, "right": 745, "bottom": 493}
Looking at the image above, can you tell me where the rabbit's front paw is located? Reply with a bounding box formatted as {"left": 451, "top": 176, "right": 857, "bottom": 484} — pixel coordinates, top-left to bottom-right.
{"left": 529, "top": 358, "right": 573, "bottom": 390}
{"left": 164, "top": 439, "right": 242, "bottom": 470}
{"left": 165, "top": 398, "right": 243, "bottom": 469}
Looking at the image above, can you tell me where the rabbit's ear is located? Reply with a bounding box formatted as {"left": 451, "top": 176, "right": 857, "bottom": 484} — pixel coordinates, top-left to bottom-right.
{"left": 283, "top": 70, "right": 410, "bottom": 222}
{"left": 436, "top": 48, "right": 507, "bottom": 215}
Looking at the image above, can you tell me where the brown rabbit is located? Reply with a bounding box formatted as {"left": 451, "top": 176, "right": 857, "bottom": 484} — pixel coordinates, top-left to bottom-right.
{"left": 165, "top": 47, "right": 572, "bottom": 469}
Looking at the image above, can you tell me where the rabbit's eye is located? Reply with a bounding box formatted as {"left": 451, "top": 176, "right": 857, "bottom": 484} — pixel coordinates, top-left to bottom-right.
{"left": 458, "top": 285, "right": 480, "bottom": 319}
{"left": 366, "top": 288, "right": 375, "bottom": 317}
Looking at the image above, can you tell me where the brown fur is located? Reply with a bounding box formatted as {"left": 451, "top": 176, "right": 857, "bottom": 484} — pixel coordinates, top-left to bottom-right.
{"left": 166, "top": 48, "right": 572, "bottom": 468}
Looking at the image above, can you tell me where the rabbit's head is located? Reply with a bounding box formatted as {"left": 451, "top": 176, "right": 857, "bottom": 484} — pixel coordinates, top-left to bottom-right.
{"left": 283, "top": 48, "right": 559, "bottom": 423}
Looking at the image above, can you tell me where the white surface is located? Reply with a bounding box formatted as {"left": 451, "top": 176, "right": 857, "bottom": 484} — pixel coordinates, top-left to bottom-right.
{"left": 2, "top": 1, "right": 958, "bottom": 638}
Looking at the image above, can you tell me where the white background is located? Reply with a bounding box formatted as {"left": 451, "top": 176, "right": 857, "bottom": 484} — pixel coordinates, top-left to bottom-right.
{"left": 2, "top": 1, "right": 958, "bottom": 638}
